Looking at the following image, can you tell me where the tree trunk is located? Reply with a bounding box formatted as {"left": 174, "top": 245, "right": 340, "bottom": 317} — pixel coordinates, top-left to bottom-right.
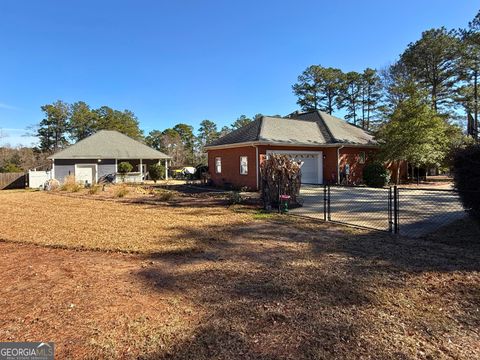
{"left": 474, "top": 69, "right": 478, "bottom": 140}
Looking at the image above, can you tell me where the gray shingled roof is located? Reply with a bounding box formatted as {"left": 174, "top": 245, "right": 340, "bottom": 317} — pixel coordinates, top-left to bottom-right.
{"left": 206, "top": 111, "right": 376, "bottom": 147}
{"left": 48, "top": 130, "right": 170, "bottom": 159}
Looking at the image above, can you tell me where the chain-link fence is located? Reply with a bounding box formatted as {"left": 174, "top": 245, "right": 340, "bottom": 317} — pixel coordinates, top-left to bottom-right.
{"left": 291, "top": 184, "right": 469, "bottom": 237}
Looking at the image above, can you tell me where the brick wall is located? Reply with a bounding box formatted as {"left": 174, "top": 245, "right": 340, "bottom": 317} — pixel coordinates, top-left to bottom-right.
{"left": 208, "top": 145, "right": 381, "bottom": 190}
{"left": 207, "top": 146, "right": 257, "bottom": 190}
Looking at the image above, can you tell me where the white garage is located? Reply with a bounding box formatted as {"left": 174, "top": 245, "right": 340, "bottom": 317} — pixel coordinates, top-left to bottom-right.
{"left": 266, "top": 150, "right": 323, "bottom": 184}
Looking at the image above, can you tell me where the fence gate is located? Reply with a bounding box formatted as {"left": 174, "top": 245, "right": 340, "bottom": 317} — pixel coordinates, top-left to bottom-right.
{"left": 293, "top": 185, "right": 466, "bottom": 237}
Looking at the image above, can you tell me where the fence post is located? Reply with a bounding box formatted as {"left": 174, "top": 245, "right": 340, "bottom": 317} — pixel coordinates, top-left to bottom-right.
{"left": 393, "top": 186, "right": 399, "bottom": 234}
{"left": 323, "top": 184, "right": 327, "bottom": 221}
{"left": 388, "top": 187, "right": 393, "bottom": 233}
{"left": 327, "top": 185, "right": 331, "bottom": 221}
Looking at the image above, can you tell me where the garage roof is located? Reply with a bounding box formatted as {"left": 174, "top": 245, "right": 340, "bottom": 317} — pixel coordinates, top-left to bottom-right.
{"left": 48, "top": 130, "right": 171, "bottom": 159}
{"left": 206, "top": 111, "right": 377, "bottom": 148}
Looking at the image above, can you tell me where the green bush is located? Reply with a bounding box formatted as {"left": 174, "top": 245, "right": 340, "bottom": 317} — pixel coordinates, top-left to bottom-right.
{"left": 227, "top": 191, "right": 243, "bottom": 205}
{"left": 453, "top": 145, "right": 480, "bottom": 223}
{"left": 118, "top": 162, "right": 133, "bottom": 174}
{"left": 0, "top": 162, "right": 23, "bottom": 173}
{"left": 362, "top": 162, "right": 390, "bottom": 188}
{"left": 148, "top": 164, "right": 164, "bottom": 183}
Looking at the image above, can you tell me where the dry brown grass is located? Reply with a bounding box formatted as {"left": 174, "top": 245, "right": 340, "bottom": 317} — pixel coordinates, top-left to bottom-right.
{"left": 0, "top": 190, "right": 479, "bottom": 359}
{"left": 59, "top": 175, "right": 82, "bottom": 192}
{"left": 113, "top": 184, "right": 130, "bottom": 198}
{"left": 0, "top": 191, "right": 250, "bottom": 253}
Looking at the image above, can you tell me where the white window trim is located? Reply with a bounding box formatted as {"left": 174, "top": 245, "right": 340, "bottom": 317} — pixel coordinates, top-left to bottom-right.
{"left": 359, "top": 151, "right": 366, "bottom": 164}
{"left": 215, "top": 157, "right": 222, "bottom": 174}
{"left": 240, "top": 156, "right": 248, "bottom": 175}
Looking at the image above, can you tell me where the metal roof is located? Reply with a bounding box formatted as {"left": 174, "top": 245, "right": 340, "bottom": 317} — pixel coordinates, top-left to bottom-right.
{"left": 206, "top": 111, "right": 377, "bottom": 148}
{"left": 48, "top": 130, "right": 171, "bottom": 159}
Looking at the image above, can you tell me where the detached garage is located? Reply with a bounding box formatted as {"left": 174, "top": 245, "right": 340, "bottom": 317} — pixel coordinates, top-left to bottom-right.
{"left": 205, "top": 110, "right": 378, "bottom": 190}
{"left": 48, "top": 130, "right": 170, "bottom": 184}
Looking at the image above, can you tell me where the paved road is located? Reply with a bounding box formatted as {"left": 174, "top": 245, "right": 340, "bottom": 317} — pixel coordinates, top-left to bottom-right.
{"left": 291, "top": 185, "right": 466, "bottom": 237}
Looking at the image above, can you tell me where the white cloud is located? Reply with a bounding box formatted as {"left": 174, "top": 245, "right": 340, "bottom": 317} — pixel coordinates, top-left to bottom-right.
{"left": 0, "top": 102, "right": 17, "bottom": 110}
{"left": 0, "top": 128, "right": 38, "bottom": 147}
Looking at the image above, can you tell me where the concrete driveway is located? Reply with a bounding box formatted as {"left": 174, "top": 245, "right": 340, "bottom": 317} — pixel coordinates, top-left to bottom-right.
{"left": 291, "top": 185, "right": 466, "bottom": 237}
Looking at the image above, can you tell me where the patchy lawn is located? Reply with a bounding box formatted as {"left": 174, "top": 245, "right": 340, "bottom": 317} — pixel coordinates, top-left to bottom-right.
{"left": 0, "top": 190, "right": 479, "bottom": 359}
{"left": 0, "top": 190, "right": 251, "bottom": 253}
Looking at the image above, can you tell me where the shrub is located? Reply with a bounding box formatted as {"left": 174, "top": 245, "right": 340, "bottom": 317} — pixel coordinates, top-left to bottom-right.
{"left": 452, "top": 144, "right": 480, "bottom": 223}
{"left": 362, "top": 162, "right": 390, "bottom": 188}
{"left": 148, "top": 164, "right": 164, "bottom": 183}
{"left": 44, "top": 178, "right": 60, "bottom": 191}
{"left": 60, "top": 175, "right": 82, "bottom": 192}
{"left": 154, "top": 189, "right": 175, "bottom": 201}
{"left": 0, "top": 162, "right": 23, "bottom": 173}
{"left": 195, "top": 164, "right": 208, "bottom": 180}
{"left": 227, "top": 191, "right": 243, "bottom": 205}
{"left": 114, "top": 184, "right": 130, "bottom": 198}
{"left": 117, "top": 162, "right": 133, "bottom": 182}
{"left": 88, "top": 184, "right": 101, "bottom": 195}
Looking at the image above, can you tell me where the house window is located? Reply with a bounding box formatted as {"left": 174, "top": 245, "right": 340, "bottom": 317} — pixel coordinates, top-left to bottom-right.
{"left": 240, "top": 156, "right": 248, "bottom": 175}
{"left": 215, "top": 157, "right": 222, "bottom": 174}
{"left": 359, "top": 151, "right": 366, "bottom": 164}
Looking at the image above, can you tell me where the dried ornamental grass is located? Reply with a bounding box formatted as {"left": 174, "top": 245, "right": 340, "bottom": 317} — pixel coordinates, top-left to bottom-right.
{"left": 114, "top": 184, "right": 130, "bottom": 198}
{"left": 59, "top": 175, "right": 83, "bottom": 192}
{"left": 260, "top": 154, "right": 302, "bottom": 208}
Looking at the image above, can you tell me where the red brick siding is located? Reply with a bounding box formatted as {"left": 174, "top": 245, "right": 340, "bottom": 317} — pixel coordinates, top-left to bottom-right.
{"left": 207, "top": 147, "right": 257, "bottom": 190}
{"left": 338, "top": 147, "right": 377, "bottom": 184}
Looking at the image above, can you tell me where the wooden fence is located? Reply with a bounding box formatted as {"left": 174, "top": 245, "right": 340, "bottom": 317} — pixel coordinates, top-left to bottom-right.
{"left": 0, "top": 172, "right": 26, "bottom": 190}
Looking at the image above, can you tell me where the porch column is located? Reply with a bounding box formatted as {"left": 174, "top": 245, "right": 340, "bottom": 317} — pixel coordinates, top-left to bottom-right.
{"left": 165, "top": 158, "right": 168, "bottom": 180}
{"left": 139, "top": 159, "right": 143, "bottom": 182}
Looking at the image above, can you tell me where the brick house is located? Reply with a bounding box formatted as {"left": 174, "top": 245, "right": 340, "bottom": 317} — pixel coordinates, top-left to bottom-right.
{"left": 205, "top": 110, "right": 382, "bottom": 190}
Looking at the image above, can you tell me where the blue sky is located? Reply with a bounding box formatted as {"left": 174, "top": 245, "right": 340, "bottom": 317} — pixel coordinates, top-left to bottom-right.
{"left": 0, "top": 0, "right": 478, "bottom": 146}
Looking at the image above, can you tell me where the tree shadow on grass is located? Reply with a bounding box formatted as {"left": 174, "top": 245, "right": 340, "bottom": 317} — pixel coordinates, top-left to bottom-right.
{"left": 132, "top": 215, "right": 480, "bottom": 359}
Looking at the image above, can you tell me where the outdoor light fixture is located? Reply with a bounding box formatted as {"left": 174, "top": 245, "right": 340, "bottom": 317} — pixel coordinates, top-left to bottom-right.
{"left": 97, "top": 159, "right": 102, "bottom": 163}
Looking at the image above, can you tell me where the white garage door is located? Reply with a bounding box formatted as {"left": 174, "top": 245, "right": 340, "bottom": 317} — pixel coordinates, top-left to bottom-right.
{"left": 75, "top": 165, "right": 96, "bottom": 184}
{"left": 266, "top": 151, "right": 323, "bottom": 184}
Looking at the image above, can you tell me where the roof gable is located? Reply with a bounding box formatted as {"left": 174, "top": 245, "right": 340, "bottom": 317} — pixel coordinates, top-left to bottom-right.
{"left": 48, "top": 130, "right": 170, "bottom": 159}
{"left": 259, "top": 117, "right": 327, "bottom": 145}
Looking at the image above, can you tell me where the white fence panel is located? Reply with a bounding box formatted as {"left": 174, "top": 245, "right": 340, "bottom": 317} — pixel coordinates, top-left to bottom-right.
{"left": 28, "top": 170, "right": 51, "bottom": 188}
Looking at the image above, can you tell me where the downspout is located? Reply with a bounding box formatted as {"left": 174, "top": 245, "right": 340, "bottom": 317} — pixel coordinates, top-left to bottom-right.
{"left": 252, "top": 145, "right": 259, "bottom": 190}
{"left": 337, "top": 145, "right": 345, "bottom": 184}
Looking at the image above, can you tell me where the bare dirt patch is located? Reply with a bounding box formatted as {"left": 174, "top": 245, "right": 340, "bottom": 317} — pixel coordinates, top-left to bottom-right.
{"left": 0, "top": 190, "right": 479, "bottom": 359}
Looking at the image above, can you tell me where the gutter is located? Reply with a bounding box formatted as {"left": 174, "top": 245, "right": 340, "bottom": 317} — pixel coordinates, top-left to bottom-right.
{"left": 204, "top": 141, "right": 378, "bottom": 151}
{"left": 337, "top": 145, "right": 345, "bottom": 184}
